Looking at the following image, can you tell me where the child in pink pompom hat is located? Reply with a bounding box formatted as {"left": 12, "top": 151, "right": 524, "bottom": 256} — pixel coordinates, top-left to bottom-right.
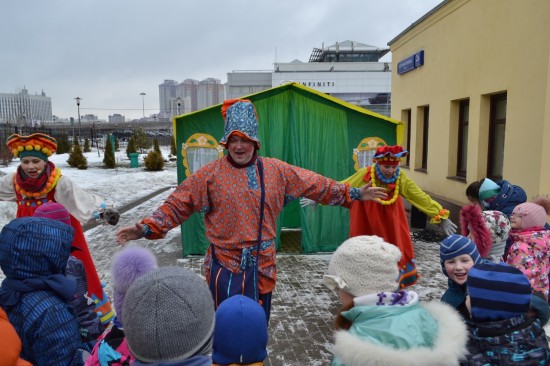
{"left": 86, "top": 246, "right": 158, "bottom": 366}
{"left": 506, "top": 196, "right": 550, "bottom": 300}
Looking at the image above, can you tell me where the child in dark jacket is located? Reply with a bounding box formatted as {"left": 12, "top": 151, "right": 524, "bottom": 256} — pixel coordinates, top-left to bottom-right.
{"left": 463, "top": 262, "right": 550, "bottom": 365}
{"left": 0, "top": 217, "right": 87, "bottom": 366}
{"left": 440, "top": 234, "right": 482, "bottom": 320}
{"left": 466, "top": 178, "right": 527, "bottom": 217}
{"left": 34, "top": 202, "right": 104, "bottom": 351}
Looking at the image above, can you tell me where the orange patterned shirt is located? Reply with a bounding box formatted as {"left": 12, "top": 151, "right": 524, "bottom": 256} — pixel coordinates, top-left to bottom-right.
{"left": 142, "top": 156, "right": 354, "bottom": 293}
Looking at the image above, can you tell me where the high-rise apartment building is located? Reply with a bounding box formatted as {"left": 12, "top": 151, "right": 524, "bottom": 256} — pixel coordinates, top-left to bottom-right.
{"left": 160, "top": 78, "right": 224, "bottom": 119}
{"left": 158, "top": 80, "right": 178, "bottom": 117}
{"left": 0, "top": 88, "right": 53, "bottom": 125}
{"left": 179, "top": 79, "right": 199, "bottom": 112}
{"left": 197, "top": 78, "right": 224, "bottom": 110}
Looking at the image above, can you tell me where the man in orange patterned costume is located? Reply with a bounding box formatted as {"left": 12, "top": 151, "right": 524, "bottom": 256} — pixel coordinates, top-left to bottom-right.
{"left": 116, "top": 99, "right": 387, "bottom": 318}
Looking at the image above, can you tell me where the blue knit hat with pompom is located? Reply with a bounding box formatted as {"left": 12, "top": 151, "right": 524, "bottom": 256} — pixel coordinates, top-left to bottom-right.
{"left": 440, "top": 234, "right": 481, "bottom": 277}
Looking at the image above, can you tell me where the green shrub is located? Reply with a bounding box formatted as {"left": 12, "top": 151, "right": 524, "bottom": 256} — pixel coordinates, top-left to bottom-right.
{"left": 83, "top": 138, "right": 91, "bottom": 152}
{"left": 103, "top": 135, "right": 116, "bottom": 168}
{"left": 144, "top": 150, "right": 164, "bottom": 171}
{"left": 67, "top": 139, "right": 87, "bottom": 169}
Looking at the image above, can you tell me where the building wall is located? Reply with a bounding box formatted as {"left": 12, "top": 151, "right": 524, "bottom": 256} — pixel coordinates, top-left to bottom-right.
{"left": 226, "top": 71, "right": 272, "bottom": 100}
{"left": 0, "top": 89, "right": 52, "bottom": 125}
{"left": 158, "top": 80, "right": 178, "bottom": 115}
{"left": 389, "top": 0, "right": 550, "bottom": 207}
{"left": 226, "top": 62, "right": 392, "bottom": 117}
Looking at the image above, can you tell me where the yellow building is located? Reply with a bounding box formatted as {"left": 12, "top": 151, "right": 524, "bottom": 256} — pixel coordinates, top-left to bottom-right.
{"left": 388, "top": 0, "right": 550, "bottom": 220}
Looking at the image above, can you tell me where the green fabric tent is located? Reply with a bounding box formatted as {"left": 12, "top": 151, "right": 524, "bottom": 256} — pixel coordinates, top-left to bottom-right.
{"left": 173, "top": 82, "right": 403, "bottom": 256}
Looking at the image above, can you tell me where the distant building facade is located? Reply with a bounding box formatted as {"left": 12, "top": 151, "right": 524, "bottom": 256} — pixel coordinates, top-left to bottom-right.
{"left": 108, "top": 113, "right": 125, "bottom": 123}
{"left": 226, "top": 41, "right": 392, "bottom": 117}
{"left": 0, "top": 88, "right": 53, "bottom": 126}
{"left": 197, "top": 78, "right": 224, "bottom": 110}
{"left": 226, "top": 71, "right": 272, "bottom": 100}
{"left": 159, "top": 78, "right": 224, "bottom": 120}
{"left": 158, "top": 79, "right": 178, "bottom": 118}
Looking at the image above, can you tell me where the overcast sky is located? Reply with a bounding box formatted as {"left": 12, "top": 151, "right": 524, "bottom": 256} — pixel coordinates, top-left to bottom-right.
{"left": 1, "top": 0, "right": 442, "bottom": 121}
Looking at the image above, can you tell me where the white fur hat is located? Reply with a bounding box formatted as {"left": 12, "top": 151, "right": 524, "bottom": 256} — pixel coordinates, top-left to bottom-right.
{"left": 324, "top": 235, "right": 401, "bottom": 297}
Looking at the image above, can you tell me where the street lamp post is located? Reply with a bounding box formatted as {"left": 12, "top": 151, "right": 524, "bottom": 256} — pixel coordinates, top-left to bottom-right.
{"left": 93, "top": 122, "right": 100, "bottom": 157}
{"left": 75, "top": 97, "right": 82, "bottom": 144}
{"left": 176, "top": 97, "right": 182, "bottom": 116}
{"left": 140, "top": 92, "right": 146, "bottom": 118}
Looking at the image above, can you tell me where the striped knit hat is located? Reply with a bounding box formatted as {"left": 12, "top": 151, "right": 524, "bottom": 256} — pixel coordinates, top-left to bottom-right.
{"left": 6, "top": 133, "right": 57, "bottom": 161}
{"left": 440, "top": 234, "right": 481, "bottom": 277}
{"left": 467, "top": 262, "right": 532, "bottom": 321}
{"left": 33, "top": 203, "right": 71, "bottom": 226}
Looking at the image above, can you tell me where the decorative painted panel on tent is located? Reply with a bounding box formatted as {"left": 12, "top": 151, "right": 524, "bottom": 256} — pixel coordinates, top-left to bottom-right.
{"left": 353, "top": 137, "right": 387, "bottom": 171}
{"left": 181, "top": 133, "right": 224, "bottom": 177}
{"left": 173, "top": 82, "right": 403, "bottom": 256}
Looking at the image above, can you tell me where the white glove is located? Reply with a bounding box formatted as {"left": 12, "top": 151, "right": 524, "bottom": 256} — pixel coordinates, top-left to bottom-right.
{"left": 440, "top": 218, "right": 457, "bottom": 236}
{"left": 300, "top": 197, "right": 318, "bottom": 211}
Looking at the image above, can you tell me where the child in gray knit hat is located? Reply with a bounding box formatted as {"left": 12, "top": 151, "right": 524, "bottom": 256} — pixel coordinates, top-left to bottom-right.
{"left": 123, "top": 266, "right": 215, "bottom": 366}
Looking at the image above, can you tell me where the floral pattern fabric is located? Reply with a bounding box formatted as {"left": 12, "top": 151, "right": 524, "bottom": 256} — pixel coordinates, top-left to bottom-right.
{"left": 506, "top": 228, "right": 550, "bottom": 298}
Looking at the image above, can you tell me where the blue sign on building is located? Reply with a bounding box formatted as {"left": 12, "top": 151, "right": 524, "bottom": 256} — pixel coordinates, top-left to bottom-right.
{"left": 397, "top": 50, "right": 425, "bottom": 75}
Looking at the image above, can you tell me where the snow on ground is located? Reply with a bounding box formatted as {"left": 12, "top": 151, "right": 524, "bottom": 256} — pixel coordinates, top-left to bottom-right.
{"left": 0, "top": 146, "right": 179, "bottom": 282}
{"left": 0, "top": 147, "right": 178, "bottom": 228}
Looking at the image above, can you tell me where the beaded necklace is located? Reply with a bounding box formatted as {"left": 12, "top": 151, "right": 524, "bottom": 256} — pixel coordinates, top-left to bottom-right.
{"left": 14, "top": 167, "right": 61, "bottom": 198}
{"left": 371, "top": 163, "right": 401, "bottom": 205}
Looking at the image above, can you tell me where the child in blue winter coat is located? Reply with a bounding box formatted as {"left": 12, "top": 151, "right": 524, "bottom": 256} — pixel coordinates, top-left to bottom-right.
{"left": 466, "top": 178, "right": 527, "bottom": 217}
{"left": 324, "top": 235, "right": 468, "bottom": 366}
{"left": 463, "top": 262, "right": 550, "bottom": 365}
{"left": 33, "top": 202, "right": 104, "bottom": 351}
{"left": 0, "top": 217, "right": 87, "bottom": 366}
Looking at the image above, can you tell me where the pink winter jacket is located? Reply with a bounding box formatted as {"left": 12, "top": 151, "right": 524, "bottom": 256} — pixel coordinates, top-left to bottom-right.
{"left": 506, "top": 227, "right": 550, "bottom": 298}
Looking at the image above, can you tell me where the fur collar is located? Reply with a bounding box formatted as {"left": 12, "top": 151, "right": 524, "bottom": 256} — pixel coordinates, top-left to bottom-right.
{"left": 332, "top": 302, "right": 468, "bottom": 366}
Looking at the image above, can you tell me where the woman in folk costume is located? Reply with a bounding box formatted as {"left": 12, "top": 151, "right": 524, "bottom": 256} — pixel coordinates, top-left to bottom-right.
{"left": 0, "top": 133, "right": 118, "bottom": 325}
{"left": 341, "top": 146, "right": 456, "bottom": 288}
